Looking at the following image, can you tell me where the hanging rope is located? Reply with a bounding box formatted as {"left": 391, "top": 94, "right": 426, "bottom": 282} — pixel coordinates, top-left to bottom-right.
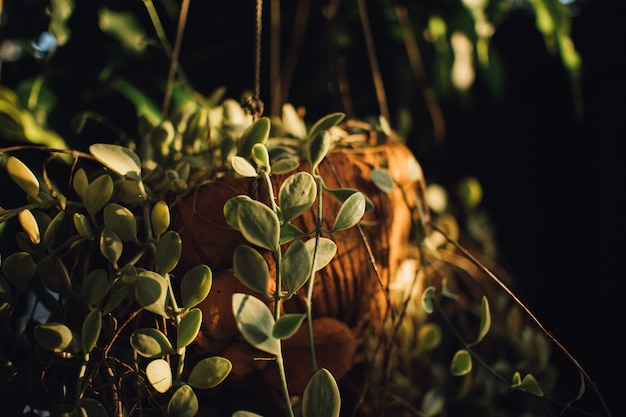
{"left": 243, "top": 0, "right": 265, "bottom": 120}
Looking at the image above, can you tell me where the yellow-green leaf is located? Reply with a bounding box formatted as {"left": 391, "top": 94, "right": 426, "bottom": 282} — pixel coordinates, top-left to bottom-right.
{"left": 6, "top": 156, "right": 40, "bottom": 198}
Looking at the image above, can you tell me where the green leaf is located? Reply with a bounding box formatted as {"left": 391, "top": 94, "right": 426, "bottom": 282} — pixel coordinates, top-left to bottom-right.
{"left": 130, "top": 328, "right": 174, "bottom": 358}
{"left": 79, "top": 398, "right": 108, "bottom": 417}
{"left": 304, "top": 237, "right": 337, "bottom": 272}
{"left": 167, "top": 384, "right": 198, "bottom": 417}
{"left": 421, "top": 286, "right": 436, "bottom": 314}
{"left": 281, "top": 102, "right": 307, "bottom": 138}
{"left": 103, "top": 203, "right": 137, "bottom": 242}
{"left": 232, "top": 293, "right": 280, "bottom": 356}
{"left": 117, "top": 179, "right": 147, "bottom": 205}
{"left": 417, "top": 323, "right": 442, "bottom": 352}
{"left": 156, "top": 230, "right": 182, "bottom": 275}
{"left": 1, "top": 252, "right": 37, "bottom": 293}
{"left": 251, "top": 143, "right": 271, "bottom": 172}
{"left": 325, "top": 187, "right": 374, "bottom": 212}
{"left": 43, "top": 210, "right": 65, "bottom": 253}
{"left": 84, "top": 174, "right": 113, "bottom": 216}
{"left": 272, "top": 313, "right": 306, "bottom": 339}
{"left": 177, "top": 308, "right": 202, "bottom": 349}
{"left": 38, "top": 258, "right": 72, "bottom": 296}
{"left": 237, "top": 199, "right": 280, "bottom": 252}
{"left": 270, "top": 158, "right": 300, "bottom": 175}
{"left": 233, "top": 245, "right": 269, "bottom": 295}
{"left": 134, "top": 271, "right": 169, "bottom": 317}
{"left": 82, "top": 309, "right": 102, "bottom": 355}
{"left": 450, "top": 349, "right": 472, "bottom": 376}
{"left": 72, "top": 168, "right": 89, "bottom": 197}
{"left": 223, "top": 195, "right": 253, "bottom": 231}
{"left": 73, "top": 213, "right": 94, "bottom": 240}
{"left": 82, "top": 269, "right": 111, "bottom": 308}
{"left": 34, "top": 322, "right": 74, "bottom": 353}
{"left": 278, "top": 171, "right": 316, "bottom": 222}
{"left": 181, "top": 265, "right": 212, "bottom": 309}
{"left": 6, "top": 156, "right": 40, "bottom": 198}
{"left": 146, "top": 359, "right": 172, "bottom": 393}
{"left": 231, "top": 155, "right": 258, "bottom": 177}
{"left": 151, "top": 200, "right": 170, "bottom": 239}
{"left": 302, "top": 368, "right": 341, "bottom": 417}
{"left": 188, "top": 356, "right": 232, "bottom": 389}
{"left": 281, "top": 240, "right": 311, "bottom": 296}
{"left": 100, "top": 228, "right": 123, "bottom": 265}
{"left": 237, "top": 117, "right": 271, "bottom": 158}
{"left": 18, "top": 209, "right": 40, "bottom": 244}
{"left": 329, "top": 192, "right": 365, "bottom": 232}
{"left": 511, "top": 372, "right": 544, "bottom": 397}
{"left": 474, "top": 296, "right": 491, "bottom": 345}
{"left": 370, "top": 168, "right": 395, "bottom": 193}
{"left": 420, "top": 389, "right": 444, "bottom": 417}
{"left": 306, "top": 130, "right": 330, "bottom": 172}
{"left": 90, "top": 143, "right": 142, "bottom": 179}
{"left": 307, "top": 112, "right": 345, "bottom": 142}
{"left": 280, "top": 222, "right": 308, "bottom": 244}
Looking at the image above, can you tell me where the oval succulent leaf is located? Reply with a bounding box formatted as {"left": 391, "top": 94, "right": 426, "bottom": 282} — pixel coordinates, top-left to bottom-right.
{"left": 474, "top": 296, "right": 491, "bottom": 345}
{"left": 103, "top": 203, "right": 137, "bottom": 242}
{"left": 511, "top": 372, "right": 544, "bottom": 397}
{"left": 43, "top": 210, "right": 65, "bottom": 253}
{"left": 156, "top": 230, "right": 182, "bottom": 275}
{"left": 81, "top": 269, "right": 111, "bottom": 308}
{"left": 89, "top": 143, "right": 141, "bottom": 178}
{"left": 270, "top": 158, "right": 300, "bottom": 175}
{"left": 1, "top": 251, "right": 37, "bottom": 293}
{"left": 302, "top": 368, "right": 341, "bottom": 417}
{"left": 130, "top": 328, "right": 174, "bottom": 358}
{"left": 251, "top": 143, "right": 271, "bottom": 172}
{"left": 370, "top": 168, "right": 395, "bottom": 193}
{"left": 329, "top": 191, "right": 365, "bottom": 232}
{"left": 304, "top": 237, "right": 337, "bottom": 272}
{"left": 450, "top": 349, "right": 472, "bottom": 376}
{"left": 134, "top": 271, "right": 169, "bottom": 317}
{"left": 34, "top": 322, "right": 74, "bottom": 353}
{"left": 281, "top": 240, "right": 312, "bottom": 296}
{"left": 278, "top": 171, "right": 317, "bottom": 223}
{"left": 230, "top": 155, "right": 258, "bottom": 177}
{"left": 281, "top": 103, "right": 307, "bottom": 138}
{"left": 306, "top": 130, "right": 330, "bottom": 172}
{"left": 325, "top": 187, "right": 374, "bottom": 212}
{"left": 72, "top": 168, "right": 89, "bottom": 197}
{"left": 181, "top": 265, "right": 212, "bottom": 309}
{"left": 151, "top": 200, "right": 170, "bottom": 239}
{"left": 146, "top": 359, "right": 172, "bottom": 393}
{"left": 118, "top": 179, "right": 147, "bottom": 205}
{"left": 307, "top": 112, "right": 345, "bottom": 142}
{"left": 84, "top": 174, "right": 113, "bottom": 216}
{"left": 18, "top": 209, "right": 40, "bottom": 245}
{"left": 232, "top": 293, "right": 280, "bottom": 356}
{"left": 233, "top": 245, "right": 269, "bottom": 295}
{"left": 272, "top": 313, "right": 306, "bottom": 339}
{"left": 100, "top": 228, "right": 123, "bottom": 265}
{"left": 188, "top": 356, "right": 232, "bottom": 390}
{"left": 236, "top": 116, "right": 271, "bottom": 158}
{"left": 417, "top": 323, "right": 442, "bottom": 352}
{"left": 82, "top": 309, "right": 102, "bottom": 355}
{"left": 73, "top": 213, "right": 94, "bottom": 239}
{"left": 177, "top": 308, "right": 202, "bottom": 349}
{"left": 237, "top": 199, "right": 280, "bottom": 252}
{"left": 167, "top": 384, "right": 198, "bottom": 417}
{"left": 6, "top": 156, "right": 39, "bottom": 198}
{"left": 223, "top": 195, "right": 253, "bottom": 231}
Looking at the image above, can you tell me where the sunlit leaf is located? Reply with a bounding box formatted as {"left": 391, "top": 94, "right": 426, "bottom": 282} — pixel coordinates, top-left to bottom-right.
{"left": 278, "top": 171, "right": 316, "bottom": 222}
{"left": 450, "top": 349, "right": 472, "bottom": 376}
{"left": 307, "top": 112, "right": 344, "bottom": 142}
{"left": 130, "top": 328, "right": 174, "bottom": 358}
{"left": 100, "top": 228, "right": 122, "bottom": 266}
{"left": 156, "top": 230, "right": 182, "bottom": 275}
{"left": 474, "top": 296, "right": 491, "bottom": 345}
{"left": 90, "top": 143, "right": 141, "bottom": 179}
{"left": 233, "top": 245, "right": 269, "bottom": 295}
{"left": 251, "top": 143, "right": 271, "bottom": 172}
{"left": 237, "top": 199, "right": 280, "bottom": 252}
{"left": 272, "top": 313, "right": 305, "bottom": 339}
{"left": 103, "top": 203, "right": 137, "bottom": 242}
{"left": 84, "top": 174, "right": 113, "bottom": 216}
{"left": 34, "top": 322, "right": 74, "bottom": 353}
{"left": 302, "top": 368, "right": 341, "bottom": 417}
{"left": 73, "top": 213, "right": 94, "bottom": 240}
{"left": 146, "top": 359, "right": 172, "bottom": 393}
{"left": 231, "top": 155, "right": 258, "bottom": 177}
{"left": 188, "top": 356, "right": 232, "bottom": 389}
{"left": 151, "top": 200, "right": 170, "bottom": 239}
{"left": 511, "top": 372, "right": 544, "bottom": 397}
{"left": 81, "top": 309, "right": 102, "bottom": 355}
{"left": 232, "top": 293, "right": 280, "bottom": 356}
{"left": 304, "top": 237, "right": 337, "bottom": 272}
{"left": 306, "top": 130, "right": 330, "bottom": 172}
{"left": 72, "top": 168, "right": 88, "bottom": 197}
{"left": 177, "top": 308, "right": 202, "bottom": 349}
{"left": 134, "top": 271, "right": 169, "bottom": 317}
{"left": 181, "top": 265, "right": 212, "bottom": 309}
{"left": 118, "top": 179, "right": 147, "bottom": 205}
{"left": 237, "top": 117, "right": 270, "bottom": 158}
{"left": 167, "top": 384, "right": 198, "bottom": 417}
{"left": 18, "top": 209, "right": 40, "bottom": 245}
{"left": 6, "top": 156, "right": 39, "bottom": 198}
{"left": 281, "top": 240, "right": 311, "bottom": 296}
{"left": 223, "top": 195, "right": 253, "bottom": 231}
{"left": 329, "top": 192, "right": 365, "bottom": 232}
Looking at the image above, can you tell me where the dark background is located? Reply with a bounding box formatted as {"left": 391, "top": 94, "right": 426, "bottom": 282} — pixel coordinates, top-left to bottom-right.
{"left": 1, "top": 0, "right": 622, "bottom": 415}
